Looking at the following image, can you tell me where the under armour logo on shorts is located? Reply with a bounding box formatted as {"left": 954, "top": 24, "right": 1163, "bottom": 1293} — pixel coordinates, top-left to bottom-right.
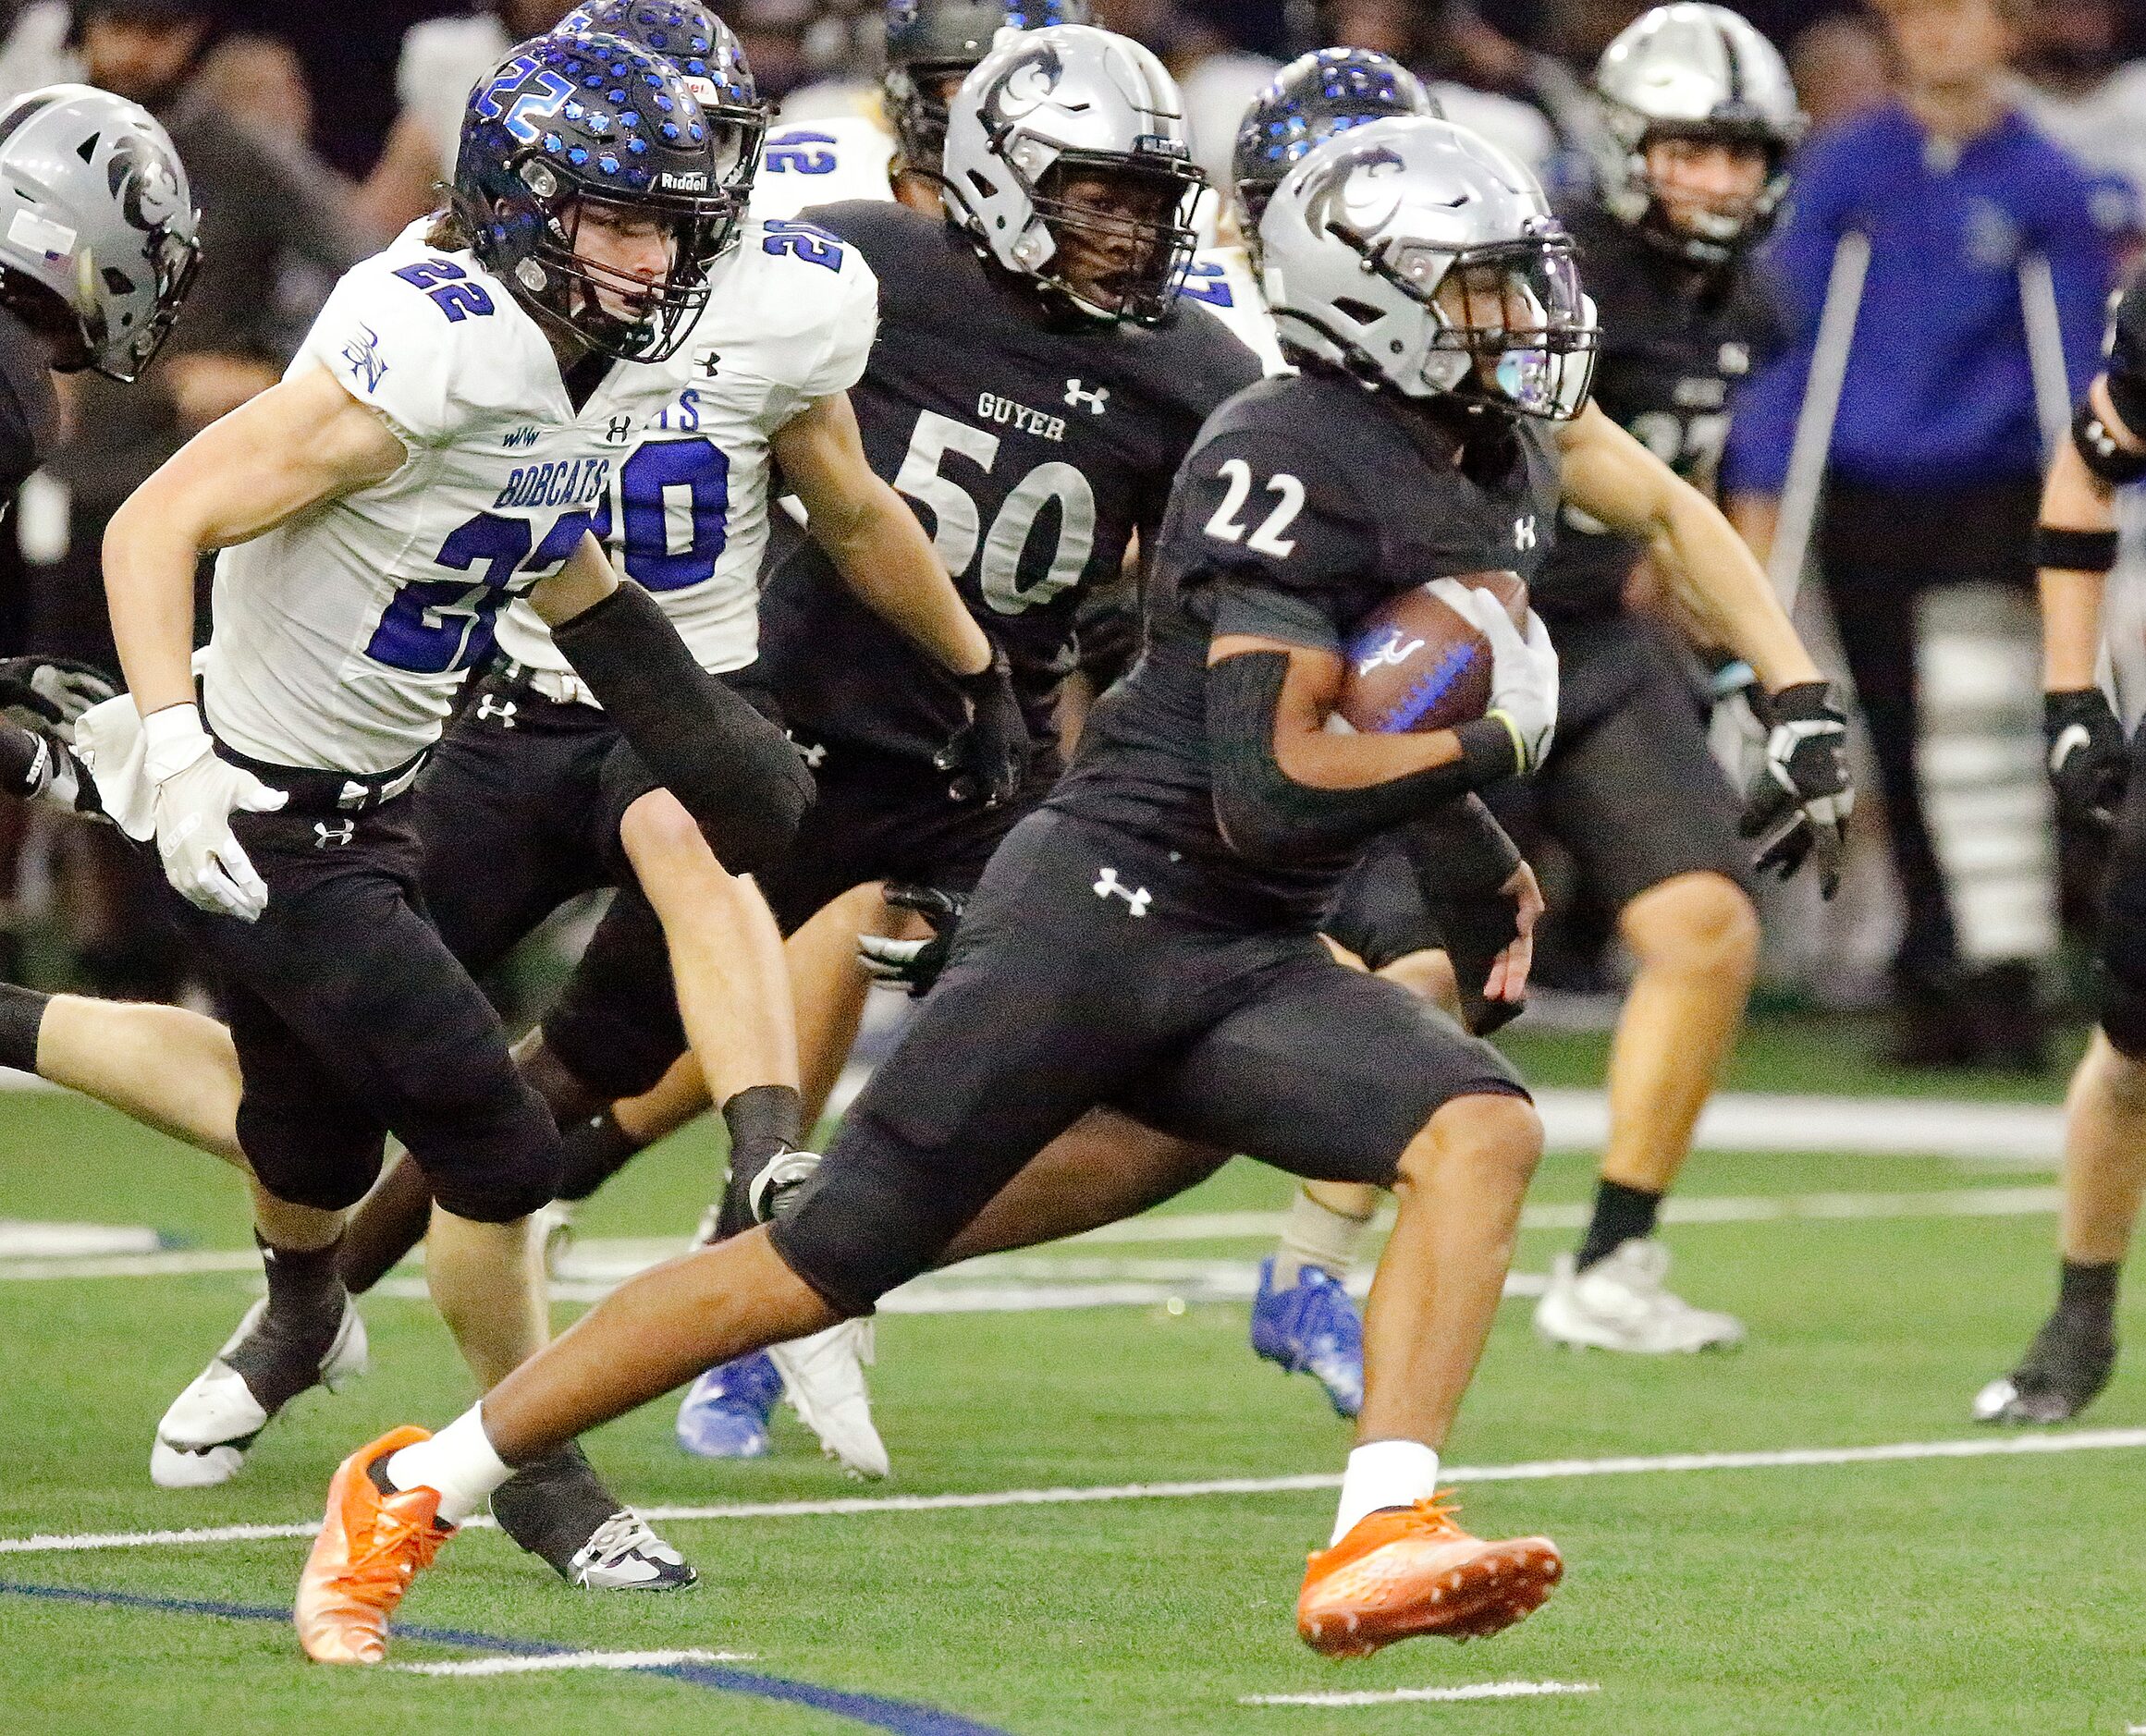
{"left": 478, "top": 695, "right": 518, "bottom": 727}
{"left": 789, "top": 733, "right": 828, "bottom": 769}
{"left": 1514, "top": 516, "right": 1538, "bottom": 551}
{"left": 1065, "top": 378, "right": 1110, "bottom": 415}
{"left": 1093, "top": 866, "right": 1150, "bottom": 916}
{"left": 314, "top": 820, "right": 355, "bottom": 850}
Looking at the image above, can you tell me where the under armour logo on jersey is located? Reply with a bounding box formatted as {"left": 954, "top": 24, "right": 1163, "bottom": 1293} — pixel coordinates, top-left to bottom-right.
{"left": 477, "top": 695, "right": 518, "bottom": 727}
{"left": 340, "top": 324, "right": 386, "bottom": 394}
{"left": 1065, "top": 378, "right": 1110, "bottom": 415}
{"left": 697, "top": 348, "right": 722, "bottom": 380}
{"left": 501, "top": 425, "right": 539, "bottom": 449}
{"left": 1093, "top": 866, "right": 1150, "bottom": 917}
{"left": 313, "top": 820, "right": 355, "bottom": 850}
{"left": 1514, "top": 517, "right": 1538, "bottom": 551}
{"left": 604, "top": 414, "right": 633, "bottom": 444}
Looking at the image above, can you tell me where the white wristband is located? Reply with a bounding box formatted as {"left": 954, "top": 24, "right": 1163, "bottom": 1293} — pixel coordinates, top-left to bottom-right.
{"left": 141, "top": 702, "right": 211, "bottom": 785}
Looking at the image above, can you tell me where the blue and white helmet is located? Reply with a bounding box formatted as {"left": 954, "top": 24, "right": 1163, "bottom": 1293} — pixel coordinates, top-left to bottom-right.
{"left": 0, "top": 83, "right": 199, "bottom": 381}
{"left": 454, "top": 29, "right": 745, "bottom": 362}
{"left": 1260, "top": 116, "right": 1597, "bottom": 419}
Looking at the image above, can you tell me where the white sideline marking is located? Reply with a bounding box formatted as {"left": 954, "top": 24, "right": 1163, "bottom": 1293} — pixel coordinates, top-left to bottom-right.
{"left": 0, "top": 1066, "right": 55, "bottom": 1093}
{"left": 6, "top": 1428, "right": 2144, "bottom": 1557}
{"left": 1244, "top": 1680, "right": 1600, "bottom": 1706}
{"left": 0, "top": 1221, "right": 166, "bottom": 1259}
{"left": 392, "top": 1648, "right": 754, "bottom": 1677}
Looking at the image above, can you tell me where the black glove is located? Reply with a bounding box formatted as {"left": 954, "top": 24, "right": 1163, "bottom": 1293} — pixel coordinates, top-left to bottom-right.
{"left": 857, "top": 884, "right": 967, "bottom": 998}
{"left": 0, "top": 657, "right": 116, "bottom": 737}
{"left": 934, "top": 643, "right": 1028, "bottom": 807}
{"left": 2044, "top": 688, "right": 2129, "bottom": 831}
{"left": 1740, "top": 679, "right": 1854, "bottom": 899}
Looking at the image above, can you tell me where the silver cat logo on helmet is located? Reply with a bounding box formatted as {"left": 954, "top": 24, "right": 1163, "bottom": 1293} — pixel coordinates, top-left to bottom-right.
{"left": 984, "top": 43, "right": 1066, "bottom": 125}
{"left": 1300, "top": 142, "right": 1407, "bottom": 245}
{"left": 105, "top": 134, "right": 183, "bottom": 233}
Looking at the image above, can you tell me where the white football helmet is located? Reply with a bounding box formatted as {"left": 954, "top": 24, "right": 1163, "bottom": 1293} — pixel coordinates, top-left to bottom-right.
{"left": 0, "top": 83, "right": 199, "bottom": 381}
{"left": 1258, "top": 116, "right": 1596, "bottom": 420}
{"left": 1590, "top": 4, "right": 1805, "bottom": 266}
{"left": 941, "top": 23, "right": 1202, "bottom": 324}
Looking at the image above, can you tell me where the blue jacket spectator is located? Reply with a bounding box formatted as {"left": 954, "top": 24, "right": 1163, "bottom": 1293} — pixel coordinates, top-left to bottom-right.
{"left": 1725, "top": 99, "right": 2112, "bottom": 496}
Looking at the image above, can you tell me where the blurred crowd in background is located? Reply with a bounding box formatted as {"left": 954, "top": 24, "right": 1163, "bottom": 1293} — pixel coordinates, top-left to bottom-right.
{"left": 1, "top": 0, "right": 2142, "bottom": 1071}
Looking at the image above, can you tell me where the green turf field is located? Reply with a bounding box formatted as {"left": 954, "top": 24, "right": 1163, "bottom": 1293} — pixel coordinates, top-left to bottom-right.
{"left": 2, "top": 1017, "right": 2140, "bottom": 1735}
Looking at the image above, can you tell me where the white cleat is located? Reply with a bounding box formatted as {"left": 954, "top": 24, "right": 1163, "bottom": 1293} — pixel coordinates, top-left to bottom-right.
{"left": 769, "top": 1318, "right": 890, "bottom": 1479}
{"left": 566, "top": 1510, "right": 697, "bottom": 1591}
{"left": 1532, "top": 1239, "right": 1746, "bottom": 1354}
{"left": 150, "top": 1296, "right": 368, "bottom": 1488}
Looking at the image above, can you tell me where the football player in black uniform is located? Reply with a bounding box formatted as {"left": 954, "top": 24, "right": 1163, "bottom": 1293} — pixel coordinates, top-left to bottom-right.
{"left": 298, "top": 111, "right": 1846, "bottom": 1665}
{"left": 0, "top": 85, "right": 197, "bottom": 846}
{"left": 1972, "top": 275, "right": 2146, "bottom": 1425}
{"left": 1310, "top": 4, "right": 1841, "bottom": 1361}
{"left": 514, "top": 22, "right": 1263, "bottom": 1459}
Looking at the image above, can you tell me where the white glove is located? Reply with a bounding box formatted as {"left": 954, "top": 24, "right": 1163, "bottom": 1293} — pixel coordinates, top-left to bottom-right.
{"left": 143, "top": 704, "right": 286, "bottom": 923}
{"left": 1430, "top": 580, "right": 1560, "bottom": 771}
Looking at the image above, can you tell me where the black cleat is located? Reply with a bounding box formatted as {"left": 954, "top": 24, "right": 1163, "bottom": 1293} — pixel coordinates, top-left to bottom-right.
{"left": 488, "top": 1441, "right": 696, "bottom": 1590}
{"left": 1972, "top": 1309, "right": 2116, "bottom": 1424}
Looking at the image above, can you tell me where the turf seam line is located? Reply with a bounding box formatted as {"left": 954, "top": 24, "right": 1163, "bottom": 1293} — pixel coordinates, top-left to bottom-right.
{"left": 0, "top": 1580, "right": 1011, "bottom": 1735}
{"left": 7, "top": 1428, "right": 2144, "bottom": 1555}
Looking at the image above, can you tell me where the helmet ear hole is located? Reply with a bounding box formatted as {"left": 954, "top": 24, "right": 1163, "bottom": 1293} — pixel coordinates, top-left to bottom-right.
{"left": 1331, "top": 296, "right": 1382, "bottom": 327}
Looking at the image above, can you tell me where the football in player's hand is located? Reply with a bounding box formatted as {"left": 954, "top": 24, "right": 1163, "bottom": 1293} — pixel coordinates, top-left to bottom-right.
{"left": 1332, "top": 571, "right": 1528, "bottom": 734}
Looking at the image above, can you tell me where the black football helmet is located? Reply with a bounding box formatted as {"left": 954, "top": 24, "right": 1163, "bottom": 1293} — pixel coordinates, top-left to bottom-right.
{"left": 882, "top": 0, "right": 1089, "bottom": 176}
{"left": 455, "top": 29, "right": 744, "bottom": 362}
{"left": 1231, "top": 48, "right": 1439, "bottom": 263}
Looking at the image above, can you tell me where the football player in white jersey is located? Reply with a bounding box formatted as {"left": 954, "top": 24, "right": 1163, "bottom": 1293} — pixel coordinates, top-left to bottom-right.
{"left": 67, "top": 26, "right": 1009, "bottom": 1597}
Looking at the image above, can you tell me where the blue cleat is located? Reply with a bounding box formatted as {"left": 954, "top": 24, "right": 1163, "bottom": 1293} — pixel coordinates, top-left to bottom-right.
{"left": 675, "top": 1351, "right": 784, "bottom": 1459}
{"left": 1250, "top": 1256, "right": 1365, "bottom": 1418}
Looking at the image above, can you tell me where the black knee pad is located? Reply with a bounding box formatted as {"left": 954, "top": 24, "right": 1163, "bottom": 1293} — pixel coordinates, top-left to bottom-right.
{"left": 767, "top": 1124, "right": 979, "bottom": 1316}
{"left": 238, "top": 1104, "right": 386, "bottom": 1214}
{"left": 386, "top": 1049, "right": 563, "bottom": 1225}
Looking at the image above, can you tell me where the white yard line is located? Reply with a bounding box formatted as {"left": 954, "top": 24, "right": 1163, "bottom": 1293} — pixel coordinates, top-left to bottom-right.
{"left": 1243, "top": 1681, "right": 1600, "bottom": 1706}
{"left": 1, "top": 1187, "right": 2061, "bottom": 1290}
{"left": 391, "top": 1648, "right": 754, "bottom": 1677}
{"left": 6, "top": 1427, "right": 2142, "bottom": 1558}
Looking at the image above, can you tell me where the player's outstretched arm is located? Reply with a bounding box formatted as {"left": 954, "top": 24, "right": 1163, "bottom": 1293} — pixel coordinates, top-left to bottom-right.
{"left": 104, "top": 365, "right": 409, "bottom": 921}
{"left": 532, "top": 534, "right": 815, "bottom": 866}
{"left": 1554, "top": 401, "right": 1820, "bottom": 692}
{"left": 776, "top": 392, "right": 1027, "bottom": 805}
{"left": 774, "top": 392, "right": 994, "bottom": 679}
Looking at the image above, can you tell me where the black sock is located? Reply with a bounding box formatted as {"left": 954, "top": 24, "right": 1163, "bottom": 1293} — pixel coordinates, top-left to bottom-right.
{"left": 555, "top": 1108, "right": 647, "bottom": 1203}
{"left": 717, "top": 1083, "right": 804, "bottom": 1241}
{"left": 1576, "top": 1179, "right": 1663, "bottom": 1272}
{"left": 0, "top": 982, "right": 49, "bottom": 1074}
{"left": 2056, "top": 1258, "right": 2120, "bottom": 1331}
{"left": 225, "top": 1234, "right": 348, "bottom": 1413}
{"left": 722, "top": 1082, "right": 803, "bottom": 1172}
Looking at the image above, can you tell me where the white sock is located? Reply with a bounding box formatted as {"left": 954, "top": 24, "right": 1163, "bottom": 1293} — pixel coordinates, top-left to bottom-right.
{"left": 1330, "top": 1439, "right": 1440, "bottom": 1546}
{"left": 384, "top": 1404, "right": 514, "bottom": 1524}
{"left": 1274, "top": 1187, "right": 1375, "bottom": 1286}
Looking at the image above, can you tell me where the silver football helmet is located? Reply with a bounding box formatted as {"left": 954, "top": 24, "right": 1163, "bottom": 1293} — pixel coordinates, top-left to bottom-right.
{"left": 0, "top": 83, "right": 199, "bottom": 382}
{"left": 941, "top": 23, "right": 1202, "bottom": 324}
{"left": 1590, "top": 4, "right": 1805, "bottom": 267}
{"left": 1259, "top": 116, "right": 1596, "bottom": 420}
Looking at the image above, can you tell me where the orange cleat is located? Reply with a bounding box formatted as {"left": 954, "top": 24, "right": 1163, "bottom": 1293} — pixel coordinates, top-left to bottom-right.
{"left": 296, "top": 1425, "right": 456, "bottom": 1665}
{"left": 1295, "top": 1495, "right": 1561, "bottom": 1657}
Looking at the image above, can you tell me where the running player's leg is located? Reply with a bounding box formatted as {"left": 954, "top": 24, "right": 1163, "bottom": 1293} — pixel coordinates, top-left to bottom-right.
{"left": 1975, "top": 732, "right": 2146, "bottom": 1422}
{"left": 2, "top": 989, "right": 246, "bottom": 1163}
{"left": 1531, "top": 629, "right": 1757, "bottom": 1352}
{"left": 1117, "top": 943, "right": 1556, "bottom": 1650}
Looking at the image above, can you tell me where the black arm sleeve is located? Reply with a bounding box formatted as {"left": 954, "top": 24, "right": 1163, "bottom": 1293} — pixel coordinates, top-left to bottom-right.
{"left": 1207, "top": 650, "right": 1520, "bottom": 868}
{"left": 549, "top": 581, "right": 814, "bottom": 874}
